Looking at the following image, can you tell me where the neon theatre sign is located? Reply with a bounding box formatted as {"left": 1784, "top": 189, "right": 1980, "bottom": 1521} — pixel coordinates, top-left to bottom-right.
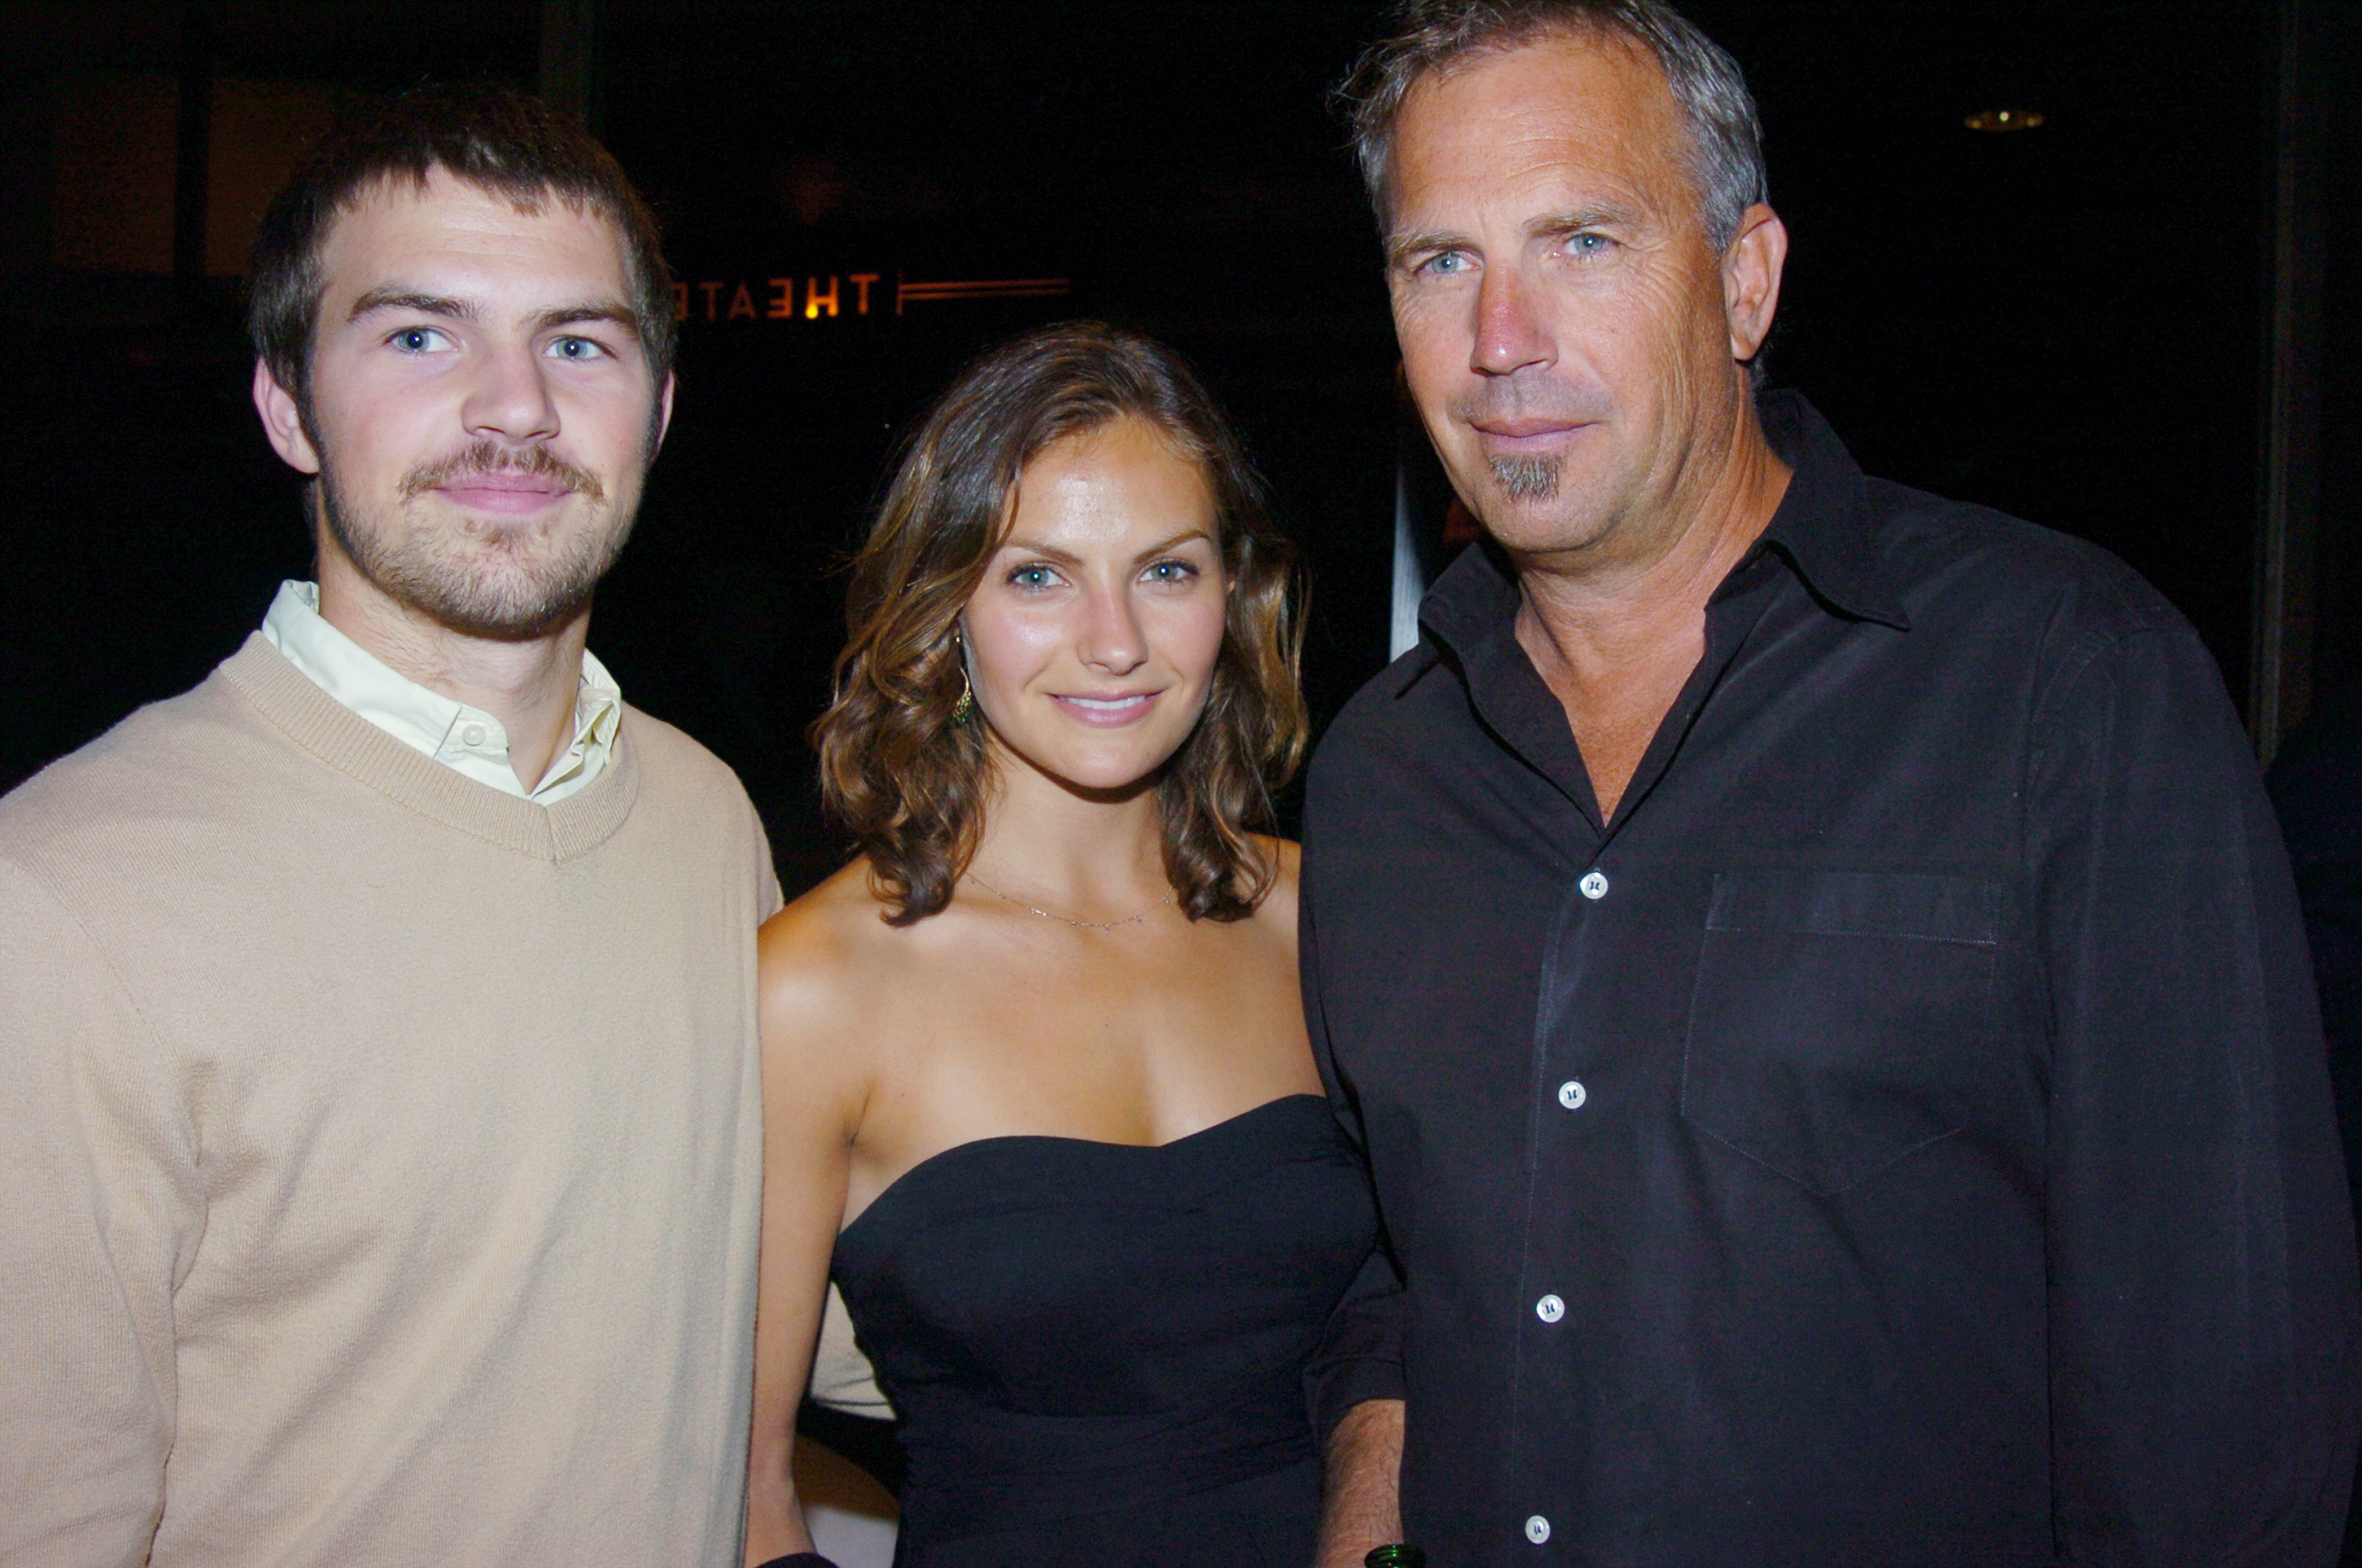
{"left": 674, "top": 272, "right": 1073, "bottom": 323}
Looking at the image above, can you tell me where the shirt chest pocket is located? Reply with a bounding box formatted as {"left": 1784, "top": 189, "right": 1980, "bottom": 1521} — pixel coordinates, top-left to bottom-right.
{"left": 1680, "top": 869, "right": 2002, "bottom": 1196}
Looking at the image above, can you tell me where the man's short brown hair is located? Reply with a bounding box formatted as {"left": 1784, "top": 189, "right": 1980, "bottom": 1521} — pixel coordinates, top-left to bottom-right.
{"left": 246, "top": 83, "right": 675, "bottom": 404}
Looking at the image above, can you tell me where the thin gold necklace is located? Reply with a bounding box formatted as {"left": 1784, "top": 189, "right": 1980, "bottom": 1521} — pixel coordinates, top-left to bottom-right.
{"left": 964, "top": 871, "right": 1175, "bottom": 934}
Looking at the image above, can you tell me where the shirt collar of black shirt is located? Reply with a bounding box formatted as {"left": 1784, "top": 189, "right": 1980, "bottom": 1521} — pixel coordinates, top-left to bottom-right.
{"left": 1407, "top": 391, "right": 1911, "bottom": 832}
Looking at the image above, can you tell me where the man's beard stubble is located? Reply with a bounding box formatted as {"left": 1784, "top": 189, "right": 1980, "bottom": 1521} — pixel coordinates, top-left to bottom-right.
{"left": 319, "top": 439, "right": 633, "bottom": 640}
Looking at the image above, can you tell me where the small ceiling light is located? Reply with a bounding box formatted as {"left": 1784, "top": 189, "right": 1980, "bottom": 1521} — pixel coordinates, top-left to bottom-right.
{"left": 1964, "top": 108, "right": 2045, "bottom": 132}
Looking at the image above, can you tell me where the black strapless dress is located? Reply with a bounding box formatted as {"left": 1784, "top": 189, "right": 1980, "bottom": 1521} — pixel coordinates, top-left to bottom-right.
{"left": 831, "top": 1093, "right": 1378, "bottom": 1567}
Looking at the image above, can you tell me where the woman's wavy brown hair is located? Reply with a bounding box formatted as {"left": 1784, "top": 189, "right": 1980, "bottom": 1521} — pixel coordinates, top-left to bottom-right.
{"left": 814, "top": 321, "right": 1309, "bottom": 927}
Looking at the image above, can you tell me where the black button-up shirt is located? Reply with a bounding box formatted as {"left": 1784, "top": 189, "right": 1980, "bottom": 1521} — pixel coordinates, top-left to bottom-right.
{"left": 1301, "top": 393, "right": 2360, "bottom": 1566}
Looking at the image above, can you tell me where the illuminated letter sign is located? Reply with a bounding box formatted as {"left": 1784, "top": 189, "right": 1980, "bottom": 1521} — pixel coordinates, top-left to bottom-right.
{"left": 678, "top": 272, "right": 1070, "bottom": 325}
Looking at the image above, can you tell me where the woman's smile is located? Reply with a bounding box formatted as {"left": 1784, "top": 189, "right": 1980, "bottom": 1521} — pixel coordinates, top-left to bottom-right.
{"left": 1050, "top": 690, "right": 1162, "bottom": 726}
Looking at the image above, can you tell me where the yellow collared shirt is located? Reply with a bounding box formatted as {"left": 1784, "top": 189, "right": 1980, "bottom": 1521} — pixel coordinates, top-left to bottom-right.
{"left": 260, "top": 580, "right": 622, "bottom": 804}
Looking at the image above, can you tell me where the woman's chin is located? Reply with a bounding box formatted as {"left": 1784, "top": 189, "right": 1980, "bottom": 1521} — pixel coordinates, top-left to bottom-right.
{"left": 1050, "top": 762, "right": 1169, "bottom": 802}
{"left": 994, "top": 741, "right": 1176, "bottom": 802}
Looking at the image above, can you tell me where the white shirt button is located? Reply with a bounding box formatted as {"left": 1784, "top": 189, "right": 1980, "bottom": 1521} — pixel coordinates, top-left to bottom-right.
{"left": 1535, "top": 1292, "right": 1565, "bottom": 1322}
{"left": 1525, "top": 1514, "right": 1552, "bottom": 1544}
{"left": 1557, "top": 1079, "right": 1587, "bottom": 1111}
{"left": 461, "top": 723, "right": 488, "bottom": 748}
{"left": 1579, "top": 870, "right": 1609, "bottom": 900}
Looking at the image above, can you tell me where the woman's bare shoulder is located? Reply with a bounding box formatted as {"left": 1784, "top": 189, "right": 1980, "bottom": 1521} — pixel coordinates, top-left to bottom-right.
{"left": 1249, "top": 834, "right": 1301, "bottom": 928}
{"left": 757, "top": 860, "right": 902, "bottom": 1049}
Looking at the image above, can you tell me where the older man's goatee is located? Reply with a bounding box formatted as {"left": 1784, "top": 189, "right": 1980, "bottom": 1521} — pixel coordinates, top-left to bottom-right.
{"left": 1490, "top": 455, "right": 1561, "bottom": 499}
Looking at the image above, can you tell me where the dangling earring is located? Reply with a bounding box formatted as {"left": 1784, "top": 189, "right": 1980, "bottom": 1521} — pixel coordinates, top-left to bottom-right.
{"left": 949, "top": 629, "right": 974, "bottom": 725}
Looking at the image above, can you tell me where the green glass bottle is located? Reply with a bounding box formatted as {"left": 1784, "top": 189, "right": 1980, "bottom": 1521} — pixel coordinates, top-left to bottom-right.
{"left": 1364, "top": 1547, "right": 1427, "bottom": 1568}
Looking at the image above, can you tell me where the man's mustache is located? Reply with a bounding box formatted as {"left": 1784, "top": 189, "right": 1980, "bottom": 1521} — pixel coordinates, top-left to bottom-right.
{"left": 398, "top": 442, "right": 606, "bottom": 505}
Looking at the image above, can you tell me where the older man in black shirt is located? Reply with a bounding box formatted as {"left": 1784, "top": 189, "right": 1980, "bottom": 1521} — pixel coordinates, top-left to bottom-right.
{"left": 1305, "top": 3, "right": 2360, "bottom": 1565}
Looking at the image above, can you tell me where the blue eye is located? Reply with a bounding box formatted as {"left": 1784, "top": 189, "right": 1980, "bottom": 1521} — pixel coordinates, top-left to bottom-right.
{"left": 1144, "top": 560, "right": 1198, "bottom": 584}
{"left": 389, "top": 327, "right": 445, "bottom": 353}
{"left": 548, "top": 336, "right": 606, "bottom": 361}
{"left": 1568, "top": 232, "right": 1612, "bottom": 257}
{"left": 1009, "top": 565, "right": 1057, "bottom": 589}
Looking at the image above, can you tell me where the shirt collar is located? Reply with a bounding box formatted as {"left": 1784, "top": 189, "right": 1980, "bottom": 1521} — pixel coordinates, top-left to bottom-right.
{"left": 260, "top": 580, "right": 622, "bottom": 802}
{"left": 1419, "top": 389, "right": 1909, "bottom": 660}
{"left": 1749, "top": 390, "right": 1911, "bottom": 631}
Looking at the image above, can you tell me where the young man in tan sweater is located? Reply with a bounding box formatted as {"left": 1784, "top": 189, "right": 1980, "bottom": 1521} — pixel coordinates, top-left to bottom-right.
{"left": 0, "top": 87, "right": 860, "bottom": 1566}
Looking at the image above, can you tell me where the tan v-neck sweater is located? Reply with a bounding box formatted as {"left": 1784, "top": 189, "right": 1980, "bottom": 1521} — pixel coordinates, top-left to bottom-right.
{"left": 0, "top": 637, "right": 779, "bottom": 1566}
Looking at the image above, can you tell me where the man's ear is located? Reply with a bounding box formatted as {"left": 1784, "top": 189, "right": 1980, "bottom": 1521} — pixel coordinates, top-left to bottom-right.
{"left": 650, "top": 370, "right": 677, "bottom": 460}
{"left": 252, "top": 358, "right": 322, "bottom": 475}
{"left": 1723, "top": 202, "right": 1788, "bottom": 365}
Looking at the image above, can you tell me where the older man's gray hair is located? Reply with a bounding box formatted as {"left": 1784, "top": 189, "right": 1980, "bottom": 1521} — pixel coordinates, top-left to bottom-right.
{"left": 1336, "top": 0, "right": 1769, "bottom": 253}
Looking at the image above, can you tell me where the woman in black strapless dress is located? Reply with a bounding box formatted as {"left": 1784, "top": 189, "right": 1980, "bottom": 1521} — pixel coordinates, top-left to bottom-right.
{"left": 742, "top": 324, "right": 1377, "bottom": 1568}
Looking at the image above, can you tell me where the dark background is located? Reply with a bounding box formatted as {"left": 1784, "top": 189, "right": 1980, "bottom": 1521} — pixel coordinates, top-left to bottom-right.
{"left": 1, "top": 0, "right": 2355, "bottom": 895}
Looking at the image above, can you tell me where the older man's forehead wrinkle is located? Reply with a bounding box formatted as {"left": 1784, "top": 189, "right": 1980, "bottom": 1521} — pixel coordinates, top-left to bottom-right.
{"left": 1489, "top": 107, "right": 1682, "bottom": 225}
{"left": 1398, "top": 118, "right": 1676, "bottom": 250}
